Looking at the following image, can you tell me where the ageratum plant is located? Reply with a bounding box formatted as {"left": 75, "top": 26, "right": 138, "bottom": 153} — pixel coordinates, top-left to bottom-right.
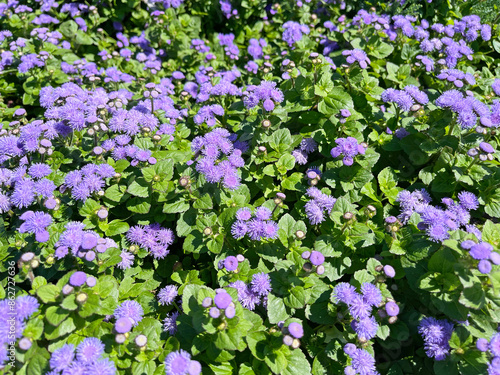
{"left": 0, "top": 0, "right": 499, "bottom": 374}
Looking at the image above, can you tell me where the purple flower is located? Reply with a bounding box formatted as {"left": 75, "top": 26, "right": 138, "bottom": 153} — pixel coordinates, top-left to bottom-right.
{"left": 69, "top": 271, "right": 87, "bottom": 287}
{"left": 282, "top": 21, "right": 310, "bottom": 46}
{"left": 115, "top": 317, "right": 133, "bottom": 333}
{"left": 288, "top": 322, "right": 304, "bottom": 339}
{"left": 250, "top": 273, "right": 271, "bottom": 296}
{"left": 469, "top": 242, "right": 492, "bottom": 260}
{"left": 490, "top": 333, "right": 500, "bottom": 357}
{"left": 255, "top": 207, "right": 271, "bottom": 220}
{"left": 163, "top": 311, "right": 179, "bottom": 335}
{"left": 458, "top": 191, "right": 479, "bottom": 210}
{"left": 418, "top": 317, "right": 453, "bottom": 360}
{"left": 349, "top": 348, "right": 378, "bottom": 375}
{"left": 343, "top": 49, "right": 371, "bottom": 69}
{"left": 118, "top": 251, "right": 134, "bottom": 269}
{"left": 76, "top": 337, "right": 105, "bottom": 363}
{"left": 15, "top": 295, "right": 39, "bottom": 320}
{"left": 361, "top": 283, "right": 382, "bottom": 306}
{"left": 352, "top": 316, "right": 378, "bottom": 341}
{"left": 478, "top": 259, "right": 492, "bottom": 274}
{"left": 385, "top": 302, "right": 400, "bottom": 316}
{"left": 330, "top": 137, "right": 365, "bottom": 166}
{"left": 49, "top": 344, "right": 75, "bottom": 371}
{"left": 476, "top": 338, "right": 489, "bottom": 352}
{"left": 214, "top": 291, "right": 232, "bottom": 309}
{"left": 158, "top": 285, "right": 178, "bottom": 306}
{"left": 332, "top": 283, "right": 358, "bottom": 305}
{"left": 114, "top": 300, "right": 144, "bottom": 326}
{"left": 224, "top": 256, "right": 238, "bottom": 271}
{"left": 28, "top": 163, "right": 52, "bottom": 179}
{"left": 165, "top": 350, "right": 201, "bottom": 375}
{"left": 19, "top": 210, "right": 52, "bottom": 242}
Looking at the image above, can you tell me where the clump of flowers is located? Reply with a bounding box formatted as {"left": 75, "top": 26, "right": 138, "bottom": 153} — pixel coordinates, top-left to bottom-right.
{"left": 229, "top": 272, "right": 272, "bottom": 310}
{"left": 230, "top": 206, "right": 279, "bottom": 240}
{"left": 54, "top": 222, "right": 118, "bottom": 262}
{"left": 114, "top": 300, "right": 144, "bottom": 332}
{"left": 19, "top": 210, "right": 52, "bottom": 242}
{"left": 396, "top": 189, "right": 479, "bottom": 242}
{"left": 343, "top": 344, "right": 380, "bottom": 375}
{"left": 330, "top": 137, "right": 366, "bottom": 166}
{"left": 281, "top": 321, "right": 304, "bottom": 349}
{"left": 219, "top": 254, "right": 245, "bottom": 271}
{"left": 202, "top": 290, "right": 236, "bottom": 319}
{"left": 460, "top": 240, "right": 499, "bottom": 274}
{"left": 435, "top": 89, "right": 490, "bottom": 129}
{"left": 243, "top": 81, "right": 284, "bottom": 112}
{"left": 126, "top": 223, "right": 175, "bottom": 259}
{"left": 342, "top": 49, "right": 371, "bottom": 69}
{"left": 63, "top": 163, "right": 116, "bottom": 202}
{"left": 301, "top": 250, "right": 326, "bottom": 275}
{"left": 46, "top": 338, "right": 116, "bottom": 374}
{"left": 157, "top": 285, "right": 178, "bottom": 306}
{"left": 476, "top": 332, "right": 500, "bottom": 374}
{"left": 436, "top": 69, "right": 476, "bottom": 87}
{"left": 381, "top": 86, "right": 429, "bottom": 112}
{"left": 0, "top": 296, "right": 39, "bottom": 367}
{"left": 292, "top": 137, "right": 318, "bottom": 165}
{"left": 193, "top": 104, "right": 224, "bottom": 127}
{"left": 282, "top": 21, "right": 310, "bottom": 46}
{"left": 191, "top": 128, "right": 245, "bottom": 190}
{"left": 304, "top": 187, "right": 336, "bottom": 225}
{"left": 418, "top": 317, "right": 454, "bottom": 361}
{"left": 164, "top": 349, "right": 201, "bottom": 375}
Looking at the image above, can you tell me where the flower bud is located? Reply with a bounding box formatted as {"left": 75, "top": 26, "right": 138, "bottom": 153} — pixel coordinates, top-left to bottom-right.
{"left": 343, "top": 212, "right": 354, "bottom": 220}
{"left": 388, "top": 316, "right": 398, "bottom": 324}
{"left": 303, "top": 262, "right": 313, "bottom": 272}
{"left": 179, "top": 176, "right": 190, "bottom": 187}
{"left": 316, "top": 265, "right": 325, "bottom": 275}
{"left": 18, "top": 337, "right": 32, "bottom": 351}
{"left": 295, "top": 230, "right": 306, "bottom": 240}
{"left": 135, "top": 334, "right": 148, "bottom": 347}
{"left": 262, "top": 119, "right": 271, "bottom": 128}
{"left": 115, "top": 334, "right": 126, "bottom": 344}
{"left": 203, "top": 227, "right": 213, "bottom": 236}
{"left": 283, "top": 335, "right": 293, "bottom": 346}
{"left": 21, "top": 252, "right": 35, "bottom": 263}
{"left": 291, "top": 339, "right": 301, "bottom": 349}
{"left": 30, "top": 259, "right": 39, "bottom": 269}
{"left": 62, "top": 284, "right": 74, "bottom": 295}
{"left": 76, "top": 292, "right": 88, "bottom": 304}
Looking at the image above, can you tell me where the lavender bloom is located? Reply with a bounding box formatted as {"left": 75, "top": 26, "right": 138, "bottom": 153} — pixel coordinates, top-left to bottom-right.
{"left": 164, "top": 350, "right": 201, "bottom": 375}
{"left": 330, "top": 137, "right": 366, "bottom": 166}
{"left": 250, "top": 273, "right": 272, "bottom": 296}
{"left": 163, "top": 311, "right": 179, "bottom": 335}
{"left": 231, "top": 206, "right": 279, "bottom": 241}
{"left": 282, "top": 21, "right": 310, "bottom": 46}
{"left": 126, "top": 224, "right": 174, "bottom": 259}
{"left": 244, "top": 81, "right": 284, "bottom": 112}
{"left": 342, "top": 49, "right": 371, "bottom": 69}
{"left": 19, "top": 210, "right": 52, "bottom": 242}
{"left": 114, "top": 300, "right": 144, "bottom": 326}
{"left": 157, "top": 285, "right": 178, "bottom": 306}
{"left": 418, "top": 317, "right": 453, "bottom": 360}
{"left": 193, "top": 105, "right": 224, "bottom": 127}
{"left": 348, "top": 348, "right": 379, "bottom": 375}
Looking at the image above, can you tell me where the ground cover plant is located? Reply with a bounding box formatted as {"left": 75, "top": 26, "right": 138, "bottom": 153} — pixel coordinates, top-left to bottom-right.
{"left": 0, "top": 0, "right": 500, "bottom": 374}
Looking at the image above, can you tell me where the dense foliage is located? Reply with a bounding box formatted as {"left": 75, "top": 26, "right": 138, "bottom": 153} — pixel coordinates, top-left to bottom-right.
{"left": 1, "top": 0, "right": 500, "bottom": 374}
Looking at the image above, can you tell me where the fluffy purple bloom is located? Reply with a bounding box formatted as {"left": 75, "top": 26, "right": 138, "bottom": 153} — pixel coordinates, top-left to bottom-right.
{"left": 117, "top": 251, "right": 134, "bottom": 269}
{"left": 115, "top": 317, "right": 133, "bottom": 333}
{"left": 282, "top": 21, "right": 310, "bottom": 46}
{"left": 458, "top": 191, "right": 479, "bottom": 210}
{"left": 332, "top": 283, "right": 358, "bottom": 305}
{"left": 15, "top": 295, "right": 39, "bottom": 320}
{"left": 349, "top": 349, "right": 378, "bottom": 375}
{"left": 236, "top": 207, "right": 252, "bottom": 221}
{"left": 330, "top": 137, "right": 365, "bottom": 166}
{"left": 49, "top": 344, "right": 75, "bottom": 371}
{"left": 361, "top": 283, "right": 382, "bottom": 306}
{"left": 76, "top": 337, "right": 105, "bottom": 363}
{"left": 163, "top": 311, "right": 179, "bottom": 335}
{"left": 114, "top": 300, "right": 144, "bottom": 326}
{"left": 19, "top": 210, "right": 52, "bottom": 242}
{"left": 250, "top": 273, "right": 271, "bottom": 296}
{"left": 385, "top": 302, "right": 400, "bottom": 316}
{"left": 343, "top": 49, "right": 371, "bottom": 69}
{"left": 352, "top": 316, "right": 378, "bottom": 341}
{"left": 165, "top": 350, "right": 201, "bottom": 375}
{"left": 418, "top": 317, "right": 453, "bottom": 361}
{"left": 309, "top": 251, "right": 325, "bottom": 266}
{"left": 28, "top": 163, "right": 52, "bottom": 179}
{"left": 157, "top": 285, "right": 178, "bottom": 306}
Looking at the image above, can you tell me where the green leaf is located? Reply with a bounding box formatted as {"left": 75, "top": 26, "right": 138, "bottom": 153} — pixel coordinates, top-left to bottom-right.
{"left": 163, "top": 200, "right": 190, "bottom": 213}
{"left": 193, "top": 194, "right": 213, "bottom": 210}
{"left": 428, "top": 248, "right": 457, "bottom": 274}
{"left": 282, "top": 349, "right": 311, "bottom": 375}
{"left": 318, "top": 88, "right": 353, "bottom": 116}
{"left": 267, "top": 294, "right": 289, "bottom": 324}
{"left": 45, "top": 306, "right": 69, "bottom": 327}
{"left": 59, "top": 20, "right": 78, "bottom": 38}
{"left": 105, "top": 220, "right": 130, "bottom": 236}
{"left": 459, "top": 284, "right": 485, "bottom": 310}
{"left": 284, "top": 286, "right": 309, "bottom": 309}
{"left": 36, "top": 284, "right": 60, "bottom": 303}
{"left": 128, "top": 178, "right": 150, "bottom": 198}
{"left": 378, "top": 167, "right": 400, "bottom": 204}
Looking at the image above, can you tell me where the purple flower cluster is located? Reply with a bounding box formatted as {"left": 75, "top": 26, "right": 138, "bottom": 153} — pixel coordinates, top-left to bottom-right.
{"left": 343, "top": 344, "right": 379, "bottom": 375}
{"left": 243, "top": 81, "right": 284, "bottom": 112}
{"left": 342, "top": 49, "right": 371, "bottom": 69}
{"left": 19, "top": 210, "right": 52, "bottom": 242}
{"left": 220, "top": 0, "right": 237, "bottom": 19}
{"left": 163, "top": 311, "right": 179, "bottom": 335}
{"left": 282, "top": 21, "right": 310, "bottom": 47}
{"left": 192, "top": 130, "right": 244, "bottom": 189}
{"left": 301, "top": 250, "right": 326, "bottom": 275}
{"left": 54, "top": 222, "right": 118, "bottom": 261}
{"left": 218, "top": 33, "right": 239, "bottom": 60}
{"left": 330, "top": 137, "right": 366, "bottom": 166}
{"left": 203, "top": 290, "right": 236, "bottom": 319}
{"left": 164, "top": 350, "right": 201, "bottom": 375}
{"left": 304, "top": 187, "right": 336, "bottom": 225}
{"left": 332, "top": 282, "right": 395, "bottom": 345}
{"left": 126, "top": 223, "right": 175, "bottom": 259}
{"left": 436, "top": 90, "right": 493, "bottom": 129}
{"left": 418, "top": 317, "right": 454, "bottom": 361}
{"left": 476, "top": 332, "right": 500, "bottom": 375}
{"left": 229, "top": 272, "right": 271, "bottom": 311}
{"left": 231, "top": 206, "right": 279, "bottom": 240}
{"left": 397, "top": 189, "right": 479, "bottom": 242}
{"left": 193, "top": 104, "right": 224, "bottom": 127}
{"left": 114, "top": 300, "right": 144, "bottom": 327}
{"left": 0, "top": 296, "right": 39, "bottom": 366}
{"left": 220, "top": 254, "right": 245, "bottom": 271}
{"left": 63, "top": 163, "right": 115, "bottom": 202}
{"left": 436, "top": 69, "right": 476, "bottom": 87}
{"left": 381, "top": 86, "right": 429, "bottom": 112}
{"left": 47, "top": 338, "right": 116, "bottom": 374}
{"left": 460, "top": 240, "right": 499, "bottom": 274}
{"left": 292, "top": 138, "right": 318, "bottom": 165}
{"left": 248, "top": 38, "right": 266, "bottom": 60}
